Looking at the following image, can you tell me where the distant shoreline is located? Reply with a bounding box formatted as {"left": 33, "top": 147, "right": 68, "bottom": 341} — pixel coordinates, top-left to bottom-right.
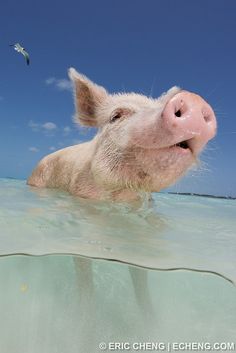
{"left": 165, "top": 192, "right": 236, "bottom": 200}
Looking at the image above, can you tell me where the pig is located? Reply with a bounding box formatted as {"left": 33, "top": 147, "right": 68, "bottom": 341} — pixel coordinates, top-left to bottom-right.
{"left": 27, "top": 68, "right": 217, "bottom": 202}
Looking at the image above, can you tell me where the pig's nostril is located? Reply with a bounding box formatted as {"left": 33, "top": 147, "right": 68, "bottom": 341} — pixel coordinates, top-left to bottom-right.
{"left": 174, "top": 99, "right": 185, "bottom": 117}
{"left": 203, "top": 114, "right": 212, "bottom": 123}
{"left": 175, "top": 109, "right": 182, "bottom": 117}
{"left": 202, "top": 108, "right": 214, "bottom": 124}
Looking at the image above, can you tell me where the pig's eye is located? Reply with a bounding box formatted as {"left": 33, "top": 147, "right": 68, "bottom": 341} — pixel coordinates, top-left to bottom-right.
{"left": 110, "top": 108, "right": 134, "bottom": 123}
{"left": 110, "top": 112, "right": 123, "bottom": 123}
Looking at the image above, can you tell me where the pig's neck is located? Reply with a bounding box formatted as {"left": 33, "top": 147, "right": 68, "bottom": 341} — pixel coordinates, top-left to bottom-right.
{"left": 76, "top": 168, "right": 148, "bottom": 202}
{"left": 77, "top": 176, "right": 148, "bottom": 202}
{"left": 72, "top": 139, "right": 148, "bottom": 203}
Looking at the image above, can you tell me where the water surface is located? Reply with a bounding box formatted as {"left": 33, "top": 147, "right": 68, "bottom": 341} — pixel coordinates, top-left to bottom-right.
{"left": 0, "top": 178, "right": 235, "bottom": 282}
{"left": 0, "top": 178, "right": 235, "bottom": 353}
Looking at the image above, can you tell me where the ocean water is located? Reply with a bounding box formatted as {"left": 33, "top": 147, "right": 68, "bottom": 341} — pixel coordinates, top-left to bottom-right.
{"left": 0, "top": 178, "right": 235, "bottom": 352}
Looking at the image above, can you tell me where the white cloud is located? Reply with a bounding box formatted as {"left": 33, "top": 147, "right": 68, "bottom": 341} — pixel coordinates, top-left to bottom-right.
{"left": 63, "top": 126, "right": 72, "bottom": 135}
{"left": 45, "top": 77, "right": 56, "bottom": 85}
{"left": 46, "top": 77, "right": 72, "bottom": 91}
{"left": 28, "top": 120, "right": 57, "bottom": 135}
{"left": 56, "top": 79, "right": 73, "bottom": 91}
{"left": 42, "top": 122, "right": 57, "bottom": 131}
{"left": 29, "top": 146, "right": 39, "bottom": 153}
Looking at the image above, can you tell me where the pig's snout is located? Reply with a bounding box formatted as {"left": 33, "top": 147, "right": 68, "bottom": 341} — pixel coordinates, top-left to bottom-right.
{"left": 161, "top": 91, "right": 217, "bottom": 155}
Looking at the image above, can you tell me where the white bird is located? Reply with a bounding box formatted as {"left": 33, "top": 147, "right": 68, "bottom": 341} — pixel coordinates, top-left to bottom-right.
{"left": 10, "top": 43, "right": 30, "bottom": 65}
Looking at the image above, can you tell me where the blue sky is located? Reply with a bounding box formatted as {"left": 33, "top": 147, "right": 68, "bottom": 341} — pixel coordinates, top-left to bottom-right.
{"left": 0, "top": 0, "right": 235, "bottom": 196}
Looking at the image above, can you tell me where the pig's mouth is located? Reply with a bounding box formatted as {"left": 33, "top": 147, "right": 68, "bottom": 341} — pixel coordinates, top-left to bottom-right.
{"left": 169, "top": 138, "right": 193, "bottom": 153}
{"left": 175, "top": 140, "right": 189, "bottom": 150}
{"left": 152, "top": 138, "right": 194, "bottom": 156}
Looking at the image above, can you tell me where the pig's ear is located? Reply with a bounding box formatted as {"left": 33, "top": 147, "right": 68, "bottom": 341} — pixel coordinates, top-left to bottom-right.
{"left": 68, "top": 68, "right": 108, "bottom": 127}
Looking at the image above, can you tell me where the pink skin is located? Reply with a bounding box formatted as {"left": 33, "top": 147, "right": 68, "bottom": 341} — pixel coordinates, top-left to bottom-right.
{"left": 127, "top": 91, "right": 216, "bottom": 155}
{"left": 28, "top": 69, "right": 217, "bottom": 202}
{"left": 161, "top": 91, "right": 217, "bottom": 155}
{"left": 96, "top": 90, "right": 217, "bottom": 194}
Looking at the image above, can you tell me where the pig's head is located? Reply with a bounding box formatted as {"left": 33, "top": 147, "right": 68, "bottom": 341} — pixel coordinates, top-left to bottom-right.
{"left": 69, "top": 68, "right": 217, "bottom": 196}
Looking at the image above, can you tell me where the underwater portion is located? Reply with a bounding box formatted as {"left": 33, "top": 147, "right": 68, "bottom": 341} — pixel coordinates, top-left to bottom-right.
{"left": 0, "top": 178, "right": 235, "bottom": 282}
{"left": 0, "top": 255, "right": 236, "bottom": 353}
{"left": 0, "top": 178, "right": 235, "bottom": 353}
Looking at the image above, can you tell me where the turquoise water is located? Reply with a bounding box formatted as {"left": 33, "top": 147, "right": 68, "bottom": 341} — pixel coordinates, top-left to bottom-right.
{"left": 0, "top": 178, "right": 235, "bottom": 352}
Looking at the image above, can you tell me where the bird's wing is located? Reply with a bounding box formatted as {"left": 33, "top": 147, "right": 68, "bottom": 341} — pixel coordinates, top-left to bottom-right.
{"left": 14, "top": 44, "right": 22, "bottom": 52}
{"left": 22, "top": 51, "right": 30, "bottom": 65}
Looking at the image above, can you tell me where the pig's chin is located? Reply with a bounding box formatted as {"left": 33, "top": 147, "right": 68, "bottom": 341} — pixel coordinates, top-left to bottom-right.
{"left": 92, "top": 141, "right": 197, "bottom": 194}
{"left": 134, "top": 144, "right": 196, "bottom": 191}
